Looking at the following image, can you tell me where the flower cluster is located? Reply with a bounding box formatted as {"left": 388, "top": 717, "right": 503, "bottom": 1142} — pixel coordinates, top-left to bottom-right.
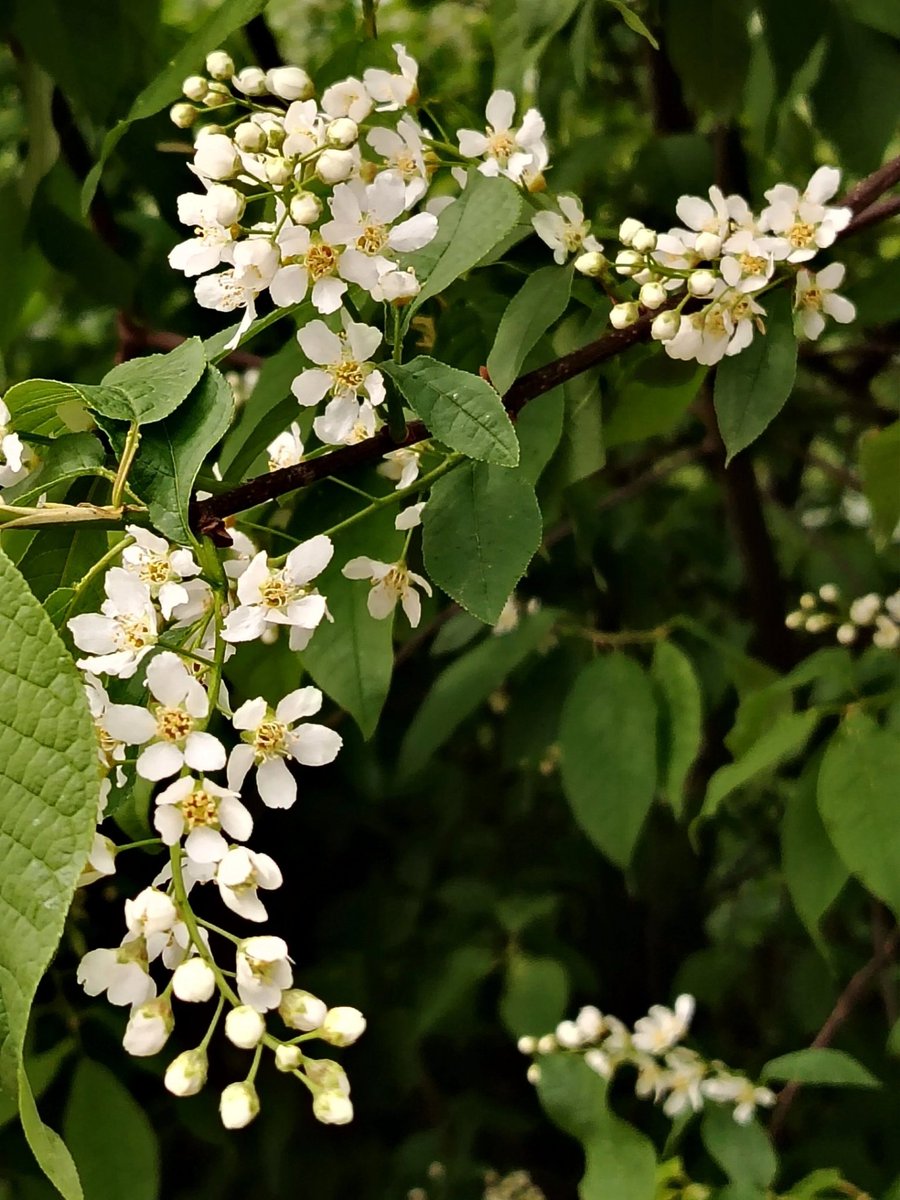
{"left": 786, "top": 584, "right": 900, "bottom": 649}
{"left": 519, "top": 995, "right": 776, "bottom": 1126}
{"left": 69, "top": 521, "right": 367, "bottom": 1130}
{"left": 558, "top": 167, "right": 856, "bottom": 364}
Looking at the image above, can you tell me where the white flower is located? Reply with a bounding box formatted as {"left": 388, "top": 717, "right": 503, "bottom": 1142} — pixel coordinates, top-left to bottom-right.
{"left": 266, "top": 65, "right": 314, "bottom": 102}
{"left": 222, "top": 537, "right": 332, "bottom": 649}
{"left": 77, "top": 942, "right": 155, "bottom": 1007}
{"left": 0, "top": 399, "right": 33, "bottom": 488}
{"left": 660, "top": 1048, "right": 706, "bottom": 1117}
{"left": 220, "top": 1080, "right": 260, "bottom": 1129}
{"left": 216, "top": 846, "right": 284, "bottom": 922}
{"left": 760, "top": 167, "right": 852, "bottom": 262}
{"left": 153, "top": 775, "right": 252, "bottom": 864}
{"left": 720, "top": 229, "right": 775, "bottom": 293}
{"left": 664, "top": 287, "right": 765, "bottom": 365}
{"left": 165, "top": 1049, "right": 208, "bottom": 1097}
{"left": 268, "top": 224, "right": 347, "bottom": 314}
{"left": 236, "top": 935, "right": 293, "bottom": 1011}
{"left": 123, "top": 997, "right": 174, "bottom": 1057}
{"left": 224, "top": 1004, "right": 267, "bottom": 1049}
{"left": 674, "top": 185, "right": 753, "bottom": 248}
{"left": 532, "top": 195, "right": 602, "bottom": 265}
{"left": 316, "top": 148, "right": 358, "bottom": 185}
{"left": 632, "top": 994, "right": 695, "bottom": 1054}
{"left": 363, "top": 43, "right": 419, "bottom": 110}
{"left": 314, "top": 397, "right": 378, "bottom": 446}
{"left": 168, "top": 185, "right": 244, "bottom": 277}
{"left": 378, "top": 446, "right": 421, "bottom": 490}
{"left": 794, "top": 262, "right": 856, "bottom": 340}
{"left": 702, "top": 1073, "right": 776, "bottom": 1124}
{"left": 342, "top": 557, "right": 432, "bottom": 628}
{"left": 874, "top": 615, "right": 900, "bottom": 650}
{"left": 267, "top": 422, "right": 305, "bottom": 471}
{"left": 172, "top": 956, "right": 217, "bottom": 1003}
{"left": 279, "top": 989, "right": 328, "bottom": 1031}
{"left": 124, "top": 886, "right": 178, "bottom": 943}
{"left": 634, "top": 1054, "right": 669, "bottom": 1102}
{"left": 78, "top": 831, "right": 117, "bottom": 887}
{"left": 493, "top": 596, "right": 520, "bottom": 636}
{"left": 320, "top": 174, "right": 436, "bottom": 297}
{"left": 68, "top": 569, "right": 158, "bottom": 679}
{"left": 457, "top": 90, "right": 547, "bottom": 184}
{"left": 120, "top": 526, "right": 201, "bottom": 620}
{"left": 227, "top": 687, "right": 342, "bottom": 809}
{"left": 282, "top": 99, "right": 324, "bottom": 157}
{"left": 313, "top": 1091, "right": 354, "bottom": 1125}
{"left": 554, "top": 1020, "right": 583, "bottom": 1049}
{"left": 321, "top": 76, "right": 373, "bottom": 124}
{"left": 327, "top": 117, "right": 359, "bottom": 148}
{"left": 320, "top": 1006, "right": 366, "bottom": 1047}
{"left": 193, "top": 132, "right": 241, "bottom": 181}
{"left": 233, "top": 66, "right": 267, "bottom": 96}
{"left": 367, "top": 116, "right": 431, "bottom": 207}
{"left": 293, "top": 314, "right": 386, "bottom": 414}
{"left": 395, "top": 501, "right": 425, "bottom": 531}
{"left": 195, "top": 239, "right": 280, "bottom": 349}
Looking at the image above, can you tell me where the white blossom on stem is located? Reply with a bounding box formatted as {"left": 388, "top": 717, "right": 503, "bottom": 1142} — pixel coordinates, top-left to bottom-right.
{"left": 362, "top": 43, "right": 419, "bottom": 111}
{"left": 760, "top": 166, "right": 852, "bottom": 262}
{"left": 221, "top": 536, "right": 333, "bottom": 649}
{"left": 342, "top": 557, "right": 432, "bottom": 628}
{"left": 153, "top": 775, "right": 253, "bottom": 864}
{"left": 532, "top": 195, "right": 602, "bottom": 265}
{"left": 293, "top": 315, "right": 386, "bottom": 413}
{"left": 68, "top": 569, "right": 158, "bottom": 679}
{"left": 216, "top": 846, "right": 284, "bottom": 922}
{"left": 236, "top": 935, "right": 293, "bottom": 1011}
{"left": 121, "top": 526, "right": 201, "bottom": 620}
{"left": 794, "top": 261, "right": 856, "bottom": 340}
{"left": 457, "top": 90, "right": 547, "bottom": 184}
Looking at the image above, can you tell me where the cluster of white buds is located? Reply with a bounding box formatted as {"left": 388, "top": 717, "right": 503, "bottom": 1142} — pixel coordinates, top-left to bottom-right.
{"left": 786, "top": 585, "right": 900, "bottom": 649}
{"left": 519, "top": 995, "right": 776, "bottom": 1126}
{"left": 559, "top": 168, "right": 856, "bottom": 361}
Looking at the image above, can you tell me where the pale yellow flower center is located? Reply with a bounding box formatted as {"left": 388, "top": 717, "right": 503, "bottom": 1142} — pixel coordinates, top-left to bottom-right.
{"left": 253, "top": 719, "right": 288, "bottom": 759}
{"left": 119, "top": 616, "right": 155, "bottom": 650}
{"left": 800, "top": 286, "right": 823, "bottom": 311}
{"left": 331, "top": 359, "right": 365, "bottom": 391}
{"left": 487, "top": 130, "right": 516, "bottom": 161}
{"left": 384, "top": 564, "right": 409, "bottom": 595}
{"left": 738, "top": 252, "right": 766, "bottom": 276}
{"left": 139, "top": 555, "right": 172, "bottom": 586}
{"left": 156, "top": 706, "right": 194, "bottom": 742}
{"left": 305, "top": 242, "right": 338, "bottom": 280}
{"left": 181, "top": 789, "right": 220, "bottom": 829}
{"left": 258, "top": 576, "right": 303, "bottom": 609}
{"left": 355, "top": 222, "right": 389, "bottom": 255}
{"left": 787, "top": 220, "right": 816, "bottom": 249}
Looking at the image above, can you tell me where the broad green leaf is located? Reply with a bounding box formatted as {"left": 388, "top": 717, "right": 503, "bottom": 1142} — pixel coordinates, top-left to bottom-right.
{"left": 0, "top": 544, "right": 100, "bottom": 1197}
{"left": 383, "top": 356, "right": 518, "bottom": 466}
{"left": 817, "top": 712, "right": 900, "bottom": 918}
{"left": 559, "top": 654, "right": 658, "bottom": 869}
{"left": 408, "top": 172, "right": 524, "bottom": 315}
{"left": 301, "top": 510, "right": 402, "bottom": 739}
{"left": 82, "top": 0, "right": 268, "bottom": 211}
{"left": 762, "top": 1047, "right": 880, "bottom": 1088}
{"left": 87, "top": 338, "right": 207, "bottom": 426}
{"left": 651, "top": 641, "right": 703, "bottom": 819}
{"left": 16, "top": 528, "right": 109, "bottom": 603}
{"left": 127, "top": 366, "right": 235, "bottom": 544}
{"left": 605, "top": 357, "right": 706, "bottom": 448}
{"left": 859, "top": 421, "right": 900, "bottom": 544}
{"left": 487, "top": 265, "right": 574, "bottom": 396}
{"left": 414, "top": 945, "right": 495, "bottom": 1035}
{"left": 714, "top": 290, "right": 797, "bottom": 462}
{"left": 397, "top": 608, "right": 556, "bottom": 779}
{"left": 1, "top": 434, "right": 106, "bottom": 506}
{"left": 666, "top": 0, "right": 751, "bottom": 118}
{"left": 423, "top": 462, "right": 542, "bottom": 624}
{"left": 701, "top": 1105, "right": 777, "bottom": 1190}
{"left": 2, "top": 380, "right": 94, "bottom": 439}
{"left": 843, "top": 0, "right": 900, "bottom": 37}
{"left": 0, "top": 1039, "right": 73, "bottom": 1131}
{"left": 515, "top": 389, "right": 565, "bottom": 485}
{"left": 604, "top": 0, "right": 660, "bottom": 48}
{"left": 552, "top": 369, "right": 604, "bottom": 486}
{"left": 500, "top": 954, "right": 569, "bottom": 1038}
{"left": 698, "top": 708, "right": 819, "bottom": 823}
{"left": 64, "top": 1059, "right": 160, "bottom": 1200}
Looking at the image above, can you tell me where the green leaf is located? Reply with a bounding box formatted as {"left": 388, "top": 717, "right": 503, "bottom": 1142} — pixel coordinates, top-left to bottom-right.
{"left": 553, "top": 369, "right": 604, "bottom": 486}
{"left": 701, "top": 1105, "right": 777, "bottom": 1190}
{"left": 1, "top": 434, "right": 106, "bottom": 506}
{"left": 515, "top": 389, "right": 565, "bottom": 485}
{"left": 604, "top": 0, "right": 660, "bottom": 48}
{"left": 81, "top": 0, "right": 268, "bottom": 212}
{"left": 859, "top": 421, "right": 900, "bottom": 544}
{"left": 0, "top": 1040, "right": 74, "bottom": 1131}
{"left": 714, "top": 289, "right": 797, "bottom": 462}
{"left": 651, "top": 641, "right": 703, "bottom": 819}
{"left": 817, "top": 711, "right": 900, "bottom": 918}
{"left": 762, "top": 1047, "right": 880, "bottom": 1088}
{"left": 2, "top": 380, "right": 94, "bottom": 439}
{"left": 64, "top": 1059, "right": 160, "bottom": 1200}
{"left": 843, "top": 0, "right": 900, "bottom": 37}
{"left": 16, "top": 528, "right": 109, "bottom": 603}
{"left": 605, "top": 357, "right": 706, "bottom": 448}
{"left": 487, "top": 266, "right": 574, "bottom": 396}
{"left": 423, "top": 461, "right": 542, "bottom": 624}
{"left": 86, "top": 338, "right": 207, "bottom": 426}
{"left": 698, "top": 708, "right": 819, "bottom": 823}
{"left": 666, "top": 0, "right": 752, "bottom": 118}
{"left": 0, "top": 544, "right": 100, "bottom": 1197}
{"left": 408, "top": 172, "right": 524, "bottom": 315}
{"left": 301, "top": 510, "right": 402, "bottom": 739}
{"left": 397, "top": 608, "right": 556, "bottom": 780}
{"left": 383, "top": 356, "right": 518, "bottom": 466}
{"left": 559, "top": 654, "right": 658, "bottom": 869}
{"left": 127, "top": 366, "right": 235, "bottom": 543}
{"left": 500, "top": 955, "right": 569, "bottom": 1038}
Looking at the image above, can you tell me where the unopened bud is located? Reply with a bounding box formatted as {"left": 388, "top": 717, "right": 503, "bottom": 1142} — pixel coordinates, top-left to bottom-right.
{"left": 651, "top": 310, "right": 681, "bottom": 341}
{"left": 614, "top": 249, "right": 643, "bottom": 276}
{"left": 312, "top": 1090, "right": 354, "bottom": 1125}
{"left": 784, "top": 610, "right": 805, "bottom": 629}
{"left": 618, "top": 217, "right": 644, "bottom": 245}
{"left": 610, "top": 301, "right": 640, "bottom": 330}
{"left": 234, "top": 121, "right": 267, "bottom": 153}
{"left": 165, "top": 1049, "right": 208, "bottom": 1097}
{"left": 526, "top": 1063, "right": 542, "bottom": 1084}
{"left": 806, "top": 614, "right": 830, "bottom": 633}
{"left": 206, "top": 51, "right": 235, "bottom": 81}
{"left": 203, "top": 89, "right": 231, "bottom": 109}
{"left": 220, "top": 1081, "right": 260, "bottom": 1129}
{"left": 233, "top": 67, "right": 268, "bottom": 96}
{"left": 819, "top": 583, "right": 839, "bottom": 604}
{"left": 536, "top": 1034, "right": 556, "bottom": 1055}
{"left": 265, "top": 156, "right": 293, "bottom": 186}
{"left": 320, "top": 1006, "right": 366, "bottom": 1047}
{"left": 639, "top": 282, "right": 666, "bottom": 310}
{"left": 316, "top": 148, "right": 355, "bottom": 184}
{"left": 266, "top": 66, "right": 314, "bottom": 101}
{"left": 182, "top": 75, "right": 208, "bottom": 102}
{"left": 172, "top": 957, "right": 216, "bottom": 1003}
{"left": 327, "top": 117, "right": 359, "bottom": 148}
{"left": 275, "top": 1044, "right": 303, "bottom": 1072}
{"left": 289, "top": 192, "right": 322, "bottom": 225}
{"left": 279, "top": 989, "right": 327, "bottom": 1031}
{"left": 694, "top": 230, "right": 722, "bottom": 260}
{"left": 836, "top": 623, "right": 856, "bottom": 645}
{"left": 574, "top": 250, "right": 606, "bottom": 277}
{"left": 800, "top": 592, "right": 817, "bottom": 610}
{"left": 632, "top": 227, "right": 657, "bottom": 253}
{"left": 688, "top": 270, "right": 717, "bottom": 297}
{"left": 517, "top": 1036, "right": 537, "bottom": 1055}
{"left": 225, "top": 1005, "right": 266, "bottom": 1049}
{"left": 170, "top": 103, "right": 198, "bottom": 129}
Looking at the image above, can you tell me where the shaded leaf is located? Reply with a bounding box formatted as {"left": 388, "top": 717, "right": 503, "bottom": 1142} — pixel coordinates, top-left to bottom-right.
{"left": 487, "top": 265, "right": 574, "bottom": 396}
{"left": 762, "top": 1047, "right": 880, "bottom": 1088}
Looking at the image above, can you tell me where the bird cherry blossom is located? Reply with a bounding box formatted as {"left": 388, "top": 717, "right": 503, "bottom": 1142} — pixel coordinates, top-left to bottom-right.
{"left": 68, "top": 569, "right": 159, "bottom": 679}
{"left": 153, "top": 775, "right": 253, "bottom": 864}
{"left": 362, "top": 43, "right": 419, "bottom": 111}
{"left": 760, "top": 166, "right": 852, "bottom": 262}
{"left": 794, "top": 261, "right": 856, "bottom": 339}
{"left": 293, "top": 315, "right": 386, "bottom": 419}
{"left": 267, "top": 422, "right": 305, "bottom": 471}
{"left": 236, "top": 935, "right": 293, "bottom": 1011}
{"left": 215, "top": 846, "right": 283, "bottom": 922}
{"left": 342, "top": 557, "right": 432, "bottom": 628}
{"left": 457, "top": 89, "right": 547, "bottom": 184}
{"left": 532, "top": 195, "right": 602, "bottom": 265}
{"left": 121, "top": 527, "right": 201, "bottom": 620}
{"left": 168, "top": 184, "right": 245, "bottom": 277}
{"left": 221, "top": 535, "right": 333, "bottom": 649}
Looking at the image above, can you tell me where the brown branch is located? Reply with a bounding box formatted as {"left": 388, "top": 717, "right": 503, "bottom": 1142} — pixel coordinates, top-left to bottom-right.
{"left": 769, "top": 924, "right": 900, "bottom": 1139}
{"left": 115, "top": 316, "right": 264, "bottom": 370}
{"left": 843, "top": 194, "right": 900, "bottom": 238}
{"left": 840, "top": 155, "right": 900, "bottom": 219}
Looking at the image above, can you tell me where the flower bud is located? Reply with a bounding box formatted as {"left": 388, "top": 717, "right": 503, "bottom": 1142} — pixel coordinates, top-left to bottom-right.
{"left": 379, "top": 269, "right": 420, "bottom": 306}
{"left": 266, "top": 66, "right": 314, "bottom": 101}
{"left": 289, "top": 192, "right": 323, "bottom": 225}
{"left": 694, "top": 230, "right": 722, "bottom": 260}
{"left": 651, "top": 310, "right": 681, "bottom": 342}
{"left": 265, "top": 156, "right": 293, "bottom": 186}
{"left": 874, "top": 616, "right": 900, "bottom": 649}
{"left": 574, "top": 250, "right": 606, "bottom": 277}
{"left": 536, "top": 1034, "right": 556, "bottom": 1055}
{"left": 799, "top": 592, "right": 816, "bottom": 610}
{"left": 259, "top": 120, "right": 285, "bottom": 150}
{"left": 526, "top": 1063, "right": 542, "bottom": 1084}
{"left": 206, "top": 184, "right": 245, "bottom": 226}
{"left": 836, "top": 623, "right": 856, "bottom": 645}
{"left": 306, "top": 1058, "right": 350, "bottom": 1094}
{"left": 849, "top": 593, "right": 881, "bottom": 625}
{"left": 172, "top": 957, "right": 216, "bottom": 1003}
{"left": 182, "top": 75, "right": 208, "bottom": 102}
{"left": 220, "top": 1081, "right": 260, "bottom": 1129}
{"left": 275, "top": 1044, "right": 303, "bottom": 1072}
{"left": 326, "top": 117, "right": 359, "bottom": 148}
{"left": 614, "top": 249, "right": 643, "bottom": 276}
{"left": 165, "top": 1049, "right": 208, "bottom": 1097}
{"left": 639, "top": 282, "right": 666, "bottom": 310}
{"left": 819, "top": 583, "right": 839, "bottom": 604}
{"left": 170, "top": 103, "right": 198, "bottom": 129}
{"left": 320, "top": 1006, "right": 366, "bottom": 1047}
{"left": 784, "top": 610, "right": 805, "bottom": 629}
{"left": 234, "top": 121, "right": 267, "bottom": 153}
{"left": 123, "top": 998, "right": 173, "bottom": 1057}
{"left": 203, "top": 89, "right": 232, "bottom": 109}
{"left": 610, "top": 302, "right": 640, "bottom": 330}
{"left": 316, "top": 148, "right": 355, "bottom": 184}
{"left": 206, "top": 51, "right": 235, "bottom": 81}
{"left": 233, "top": 66, "right": 268, "bottom": 95}
{"left": 688, "top": 270, "right": 716, "bottom": 297}
{"left": 618, "top": 217, "right": 644, "bottom": 245}
{"left": 805, "top": 614, "right": 830, "bottom": 634}
{"left": 631, "top": 227, "right": 657, "bottom": 253}
{"left": 312, "top": 1090, "right": 354, "bottom": 1125}
{"left": 554, "top": 1020, "right": 583, "bottom": 1049}
{"left": 193, "top": 133, "right": 241, "bottom": 181}
{"left": 225, "top": 1005, "right": 266, "bottom": 1049}
{"left": 517, "top": 1036, "right": 537, "bottom": 1055}
{"left": 279, "top": 989, "right": 327, "bottom": 1032}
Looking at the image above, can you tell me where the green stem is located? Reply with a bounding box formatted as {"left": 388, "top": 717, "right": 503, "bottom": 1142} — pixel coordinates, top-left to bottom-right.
{"left": 386, "top": 306, "right": 408, "bottom": 442}
{"left": 246, "top": 1042, "right": 264, "bottom": 1084}
{"left": 199, "top": 995, "right": 225, "bottom": 1052}
{"left": 196, "top": 915, "right": 242, "bottom": 944}
{"left": 111, "top": 422, "right": 141, "bottom": 508}
{"left": 320, "top": 453, "right": 462, "bottom": 540}
{"left": 557, "top": 621, "right": 671, "bottom": 647}
{"left": 115, "top": 837, "right": 163, "bottom": 854}
{"left": 69, "top": 534, "right": 134, "bottom": 610}
{"left": 170, "top": 846, "right": 242, "bottom": 1007}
